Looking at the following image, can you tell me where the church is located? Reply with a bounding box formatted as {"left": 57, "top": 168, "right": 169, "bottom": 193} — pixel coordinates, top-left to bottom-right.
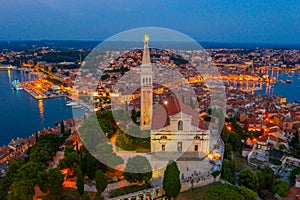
{"left": 150, "top": 98, "right": 210, "bottom": 156}
{"left": 139, "top": 34, "right": 211, "bottom": 158}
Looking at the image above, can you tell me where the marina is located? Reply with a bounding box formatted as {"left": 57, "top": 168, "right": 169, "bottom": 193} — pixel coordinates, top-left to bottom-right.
{"left": 0, "top": 70, "right": 85, "bottom": 146}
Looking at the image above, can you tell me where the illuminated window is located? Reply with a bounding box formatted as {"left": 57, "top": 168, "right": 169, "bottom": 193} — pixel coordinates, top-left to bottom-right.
{"left": 178, "top": 142, "right": 182, "bottom": 152}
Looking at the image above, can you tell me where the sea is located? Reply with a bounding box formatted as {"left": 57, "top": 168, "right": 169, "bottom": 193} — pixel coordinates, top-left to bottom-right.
{"left": 255, "top": 70, "right": 300, "bottom": 102}
{"left": 0, "top": 70, "right": 84, "bottom": 147}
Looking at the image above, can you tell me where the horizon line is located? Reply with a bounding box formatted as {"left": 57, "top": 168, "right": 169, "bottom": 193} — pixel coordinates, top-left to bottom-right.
{"left": 0, "top": 39, "right": 300, "bottom": 46}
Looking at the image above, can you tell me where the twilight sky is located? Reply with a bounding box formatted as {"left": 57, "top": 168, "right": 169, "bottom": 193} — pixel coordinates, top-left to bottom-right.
{"left": 0, "top": 0, "right": 299, "bottom": 44}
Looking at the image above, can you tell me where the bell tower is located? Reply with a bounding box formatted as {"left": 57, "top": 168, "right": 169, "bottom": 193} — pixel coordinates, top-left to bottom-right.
{"left": 140, "top": 34, "right": 153, "bottom": 130}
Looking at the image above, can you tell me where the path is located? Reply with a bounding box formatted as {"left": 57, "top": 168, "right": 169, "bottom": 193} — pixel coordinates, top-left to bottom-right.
{"left": 48, "top": 150, "right": 64, "bottom": 169}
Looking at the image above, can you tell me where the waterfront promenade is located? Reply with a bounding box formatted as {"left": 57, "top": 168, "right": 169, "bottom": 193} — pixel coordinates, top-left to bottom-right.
{"left": 21, "top": 78, "right": 70, "bottom": 100}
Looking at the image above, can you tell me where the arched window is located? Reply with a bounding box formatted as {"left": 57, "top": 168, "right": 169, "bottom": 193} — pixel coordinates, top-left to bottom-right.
{"left": 178, "top": 120, "right": 183, "bottom": 130}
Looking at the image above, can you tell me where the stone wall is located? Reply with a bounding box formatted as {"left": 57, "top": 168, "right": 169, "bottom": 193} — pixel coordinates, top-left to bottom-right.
{"left": 180, "top": 174, "right": 220, "bottom": 192}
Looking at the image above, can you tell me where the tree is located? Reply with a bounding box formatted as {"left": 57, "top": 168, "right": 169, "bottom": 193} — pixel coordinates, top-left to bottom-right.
{"left": 79, "top": 116, "right": 103, "bottom": 149}
{"left": 64, "top": 146, "right": 76, "bottom": 155}
{"left": 240, "top": 186, "right": 258, "bottom": 200}
{"left": 229, "top": 133, "right": 242, "bottom": 153}
{"left": 239, "top": 169, "right": 259, "bottom": 191}
{"left": 221, "top": 159, "right": 235, "bottom": 184}
{"left": 76, "top": 167, "right": 84, "bottom": 195}
{"left": 203, "top": 184, "right": 245, "bottom": 200}
{"left": 37, "top": 168, "right": 64, "bottom": 199}
{"left": 86, "top": 153, "right": 96, "bottom": 179}
{"left": 60, "top": 120, "right": 65, "bottom": 133}
{"left": 7, "top": 158, "right": 25, "bottom": 178}
{"left": 124, "top": 156, "right": 152, "bottom": 183}
{"left": 221, "top": 127, "right": 230, "bottom": 143}
{"left": 95, "top": 141, "right": 124, "bottom": 167}
{"left": 292, "top": 131, "right": 299, "bottom": 146}
{"left": 0, "top": 177, "right": 12, "bottom": 200}
{"left": 79, "top": 149, "right": 86, "bottom": 174}
{"left": 163, "top": 160, "right": 181, "bottom": 198}
{"left": 98, "top": 119, "right": 114, "bottom": 138}
{"left": 289, "top": 167, "right": 300, "bottom": 185}
{"left": 131, "top": 108, "right": 137, "bottom": 123}
{"left": 29, "top": 134, "right": 61, "bottom": 163}
{"left": 35, "top": 131, "right": 39, "bottom": 143}
{"left": 95, "top": 170, "right": 107, "bottom": 195}
{"left": 258, "top": 189, "right": 276, "bottom": 200}
{"left": 224, "top": 143, "right": 233, "bottom": 160}
{"left": 256, "top": 166, "right": 274, "bottom": 190}
{"left": 7, "top": 180, "right": 35, "bottom": 200}
{"left": 80, "top": 193, "right": 91, "bottom": 200}
{"left": 58, "top": 151, "right": 79, "bottom": 169}
{"left": 47, "top": 168, "right": 64, "bottom": 199}
{"left": 272, "top": 179, "right": 290, "bottom": 197}
{"left": 14, "top": 161, "right": 46, "bottom": 185}
{"left": 8, "top": 162, "right": 43, "bottom": 199}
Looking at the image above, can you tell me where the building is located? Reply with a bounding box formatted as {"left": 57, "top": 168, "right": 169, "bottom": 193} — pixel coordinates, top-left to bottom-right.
{"left": 151, "top": 98, "right": 210, "bottom": 157}
{"left": 129, "top": 34, "right": 224, "bottom": 191}
{"left": 295, "top": 174, "right": 300, "bottom": 188}
{"left": 140, "top": 34, "right": 153, "bottom": 130}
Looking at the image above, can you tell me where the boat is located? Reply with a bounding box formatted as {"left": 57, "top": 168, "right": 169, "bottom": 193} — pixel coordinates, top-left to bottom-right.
{"left": 66, "top": 101, "right": 79, "bottom": 106}
{"left": 11, "top": 79, "right": 23, "bottom": 91}
{"left": 279, "top": 80, "right": 286, "bottom": 84}
{"left": 72, "top": 105, "right": 82, "bottom": 109}
{"left": 286, "top": 80, "right": 293, "bottom": 83}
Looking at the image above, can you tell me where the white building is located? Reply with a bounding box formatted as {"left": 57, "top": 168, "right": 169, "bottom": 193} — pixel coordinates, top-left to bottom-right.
{"left": 151, "top": 98, "right": 210, "bottom": 156}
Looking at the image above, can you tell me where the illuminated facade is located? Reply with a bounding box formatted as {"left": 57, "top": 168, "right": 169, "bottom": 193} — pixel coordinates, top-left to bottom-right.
{"left": 140, "top": 34, "right": 153, "bottom": 130}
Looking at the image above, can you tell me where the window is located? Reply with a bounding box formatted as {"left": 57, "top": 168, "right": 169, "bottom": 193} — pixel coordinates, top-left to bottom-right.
{"left": 177, "top": 142, "right": 182, "bottom": 152}
{"left": 162, "top": 145, "right": 165, "bottom": 151}
{"left": 160, "top": 135, "right": 167, "bottom": 140}
{"left": 178, "top": 120, "right": 183, "bottom": 130}
{"left": 194, "top": 135, "right": 201, "bottom": 140}
{"left": 194, "top": 145, "right": 198, "bottom": 151}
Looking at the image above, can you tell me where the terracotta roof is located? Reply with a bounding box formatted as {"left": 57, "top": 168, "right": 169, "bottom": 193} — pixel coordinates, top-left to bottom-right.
{"left": 257, "top": 136, "right": 268, "bottom": 142}
{"left": 283, "top": 186, "right": 300, "bottom": 200}
{"left": 152, "top": 98, "right": 207, "bottom": 130}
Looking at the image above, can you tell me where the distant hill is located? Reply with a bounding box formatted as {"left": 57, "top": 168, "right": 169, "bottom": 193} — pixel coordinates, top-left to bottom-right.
{"left": 0, "top": 40, "right": 300, "bottom": 51}
{"left": 0, "top": 40, "right": 100, "bottom": 51}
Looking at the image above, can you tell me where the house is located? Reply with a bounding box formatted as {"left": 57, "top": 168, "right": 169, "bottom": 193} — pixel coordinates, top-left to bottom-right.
{"left": 0, "top": 163, "right": 7, "bottom": 177}
{"left": 296, "top": 174, "right": 300, "bottom": 188}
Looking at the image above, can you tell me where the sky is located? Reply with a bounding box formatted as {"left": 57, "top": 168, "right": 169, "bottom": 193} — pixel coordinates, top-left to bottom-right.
{"left": 0, "top": 0, "right": 299, "bottom": 44}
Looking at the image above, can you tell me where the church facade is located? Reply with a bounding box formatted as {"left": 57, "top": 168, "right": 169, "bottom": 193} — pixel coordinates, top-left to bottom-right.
{"left": 139, "top": 34, "right": 211, "bottom": 158}
{"left": 150, "top": 98, "right": 210, "bottom": 156}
